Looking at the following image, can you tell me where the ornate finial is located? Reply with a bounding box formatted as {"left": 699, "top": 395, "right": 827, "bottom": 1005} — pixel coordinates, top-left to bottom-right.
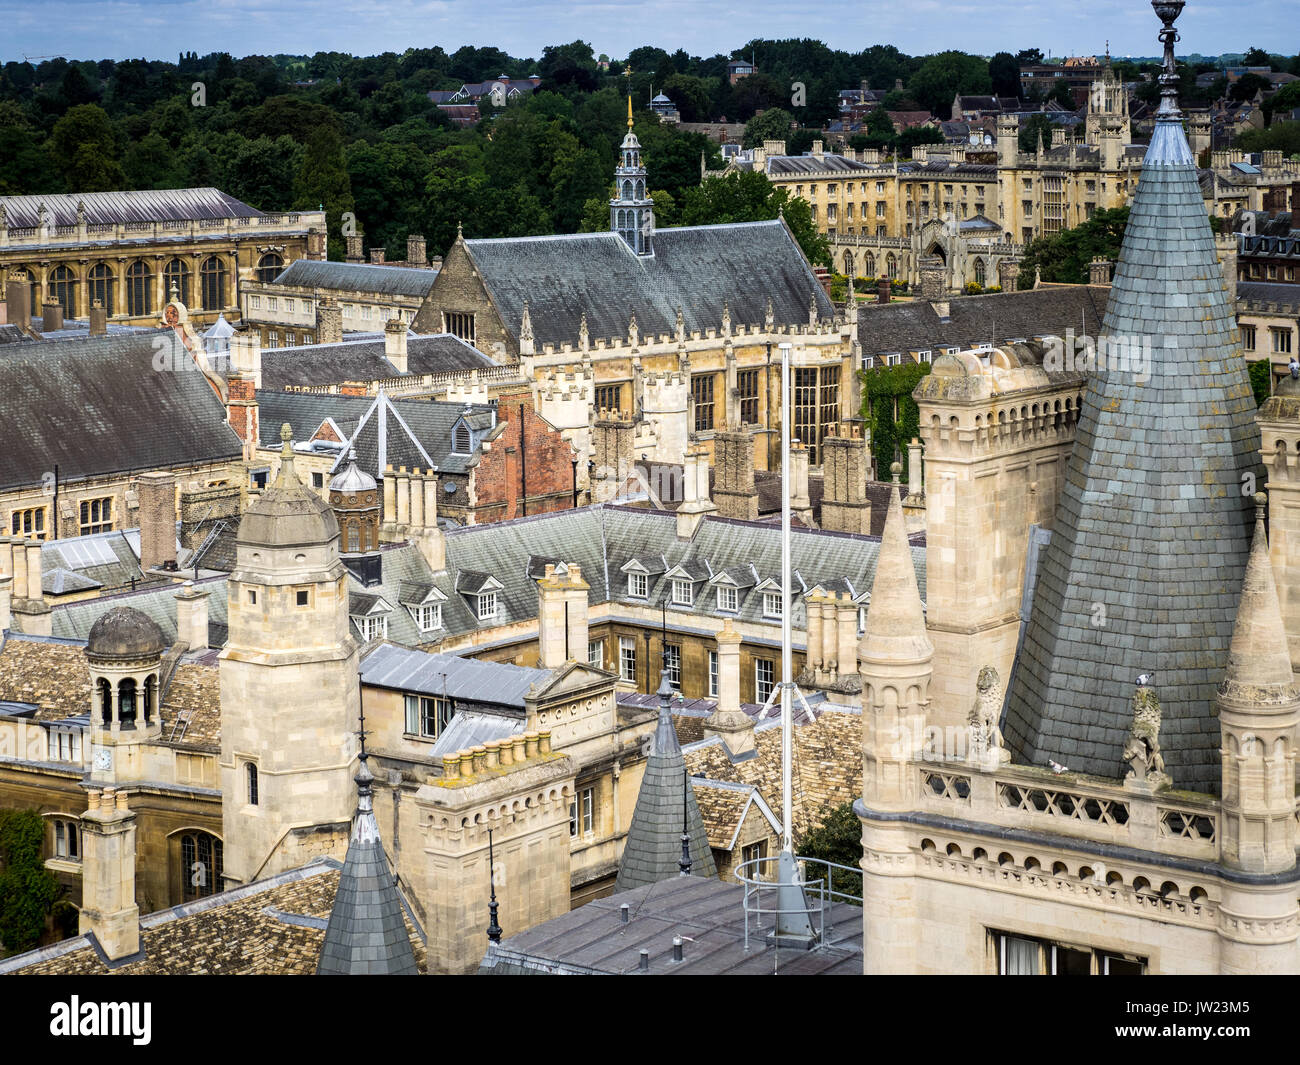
{"left": 1152, "top": 0, "right": 1185, "bottom": 116}
{"left": 628, "top": 310, "right": 639, "bottom": 347}
{"left": 520, "top": 299, "right": 534, "bottom": 344}
{"left": 624, "top": 64, "right": 634, "bottom": 129}
{"left": 675, "top": 305, "right": 685, "bottom": 342}
{"left": 279, "top": 422, "right": 292, "bottom": 449}
{"left": 169, "top": 281, "right": 180, "bottom": 301}
{"left": 486, "top": 827, "right": 503, "bottom": 944}
{"left": 765, "top": 296, "right": 774, "bottom": 331}
{"left": 720, "top": 300, "right": 730, "bottom": 335}
{"left": 1255, "top": 491, "right": 1267, "bottom": 521}
{"left": 1124, "top": 678, "right": 1170, "bottom": 789}
{"left": 890, "top": 460, "right": 902, "bottom": 484}
{"left": 456, "top": 219, "right": 463, "bottom": 239}
{"left": 579, "top": 311, "right": 590, "bottom": 350}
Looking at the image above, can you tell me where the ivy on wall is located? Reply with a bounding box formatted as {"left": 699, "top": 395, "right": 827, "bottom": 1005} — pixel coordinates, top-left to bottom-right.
{"left": 1248, "top": 359, "right": 1272, "bottom": 407}
{"left": 859, "top": 361, "right": 932, "bottom": 481}
{"left": 0, "top": 808, "right": 58, "bottom": 957}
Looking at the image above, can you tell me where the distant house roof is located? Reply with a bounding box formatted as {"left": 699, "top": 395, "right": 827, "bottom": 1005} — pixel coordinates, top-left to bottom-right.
{"left": 0, "top": 332, "right": 243, "bottom": 492}
{"left": 270, "top": 259, "right": 438, "bottom": 298}
{"left": 0, "top": 188, "right": 264, "bottom": 229}
{"left": 258, "top": 332, "right": 495, "bottom": 390}
{"left": 459, "top": 220, "right": 834, "bottom": 349}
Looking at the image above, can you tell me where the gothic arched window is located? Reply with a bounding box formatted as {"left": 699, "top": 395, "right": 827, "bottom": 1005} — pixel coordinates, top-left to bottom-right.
{"left": 843, "top": 251, "right": 854, "bottom": 277}
{"left": 180, "top": 832, "right": 223, "bottom": 900}
{"left": 97, "top": 678, "right": 112, "bottom": 725}
{"left": 246, "top": 763, "right": 258, "bottom": 805}
{"left": 622, "top": 180, "right": 633, "bottom": 199}
{"left": 49, "top": 264, "right": 77, "bottom": 314}
{"left": 126, "top": 260, "right": 152, "bottom": 317}
{"left": 88, "top": 263, "right": 115, "bottom": 314}
{"left": 634, "top": 180, "right": 644, "bottom": 200}
{"left": 886, "top": 254, "right": 898, "bottom": 280}
{"left": 118, "top": 678, "right": 137, "bottom": 728}
{"left": 200, "top": 256, "right": 227, "bottom": 310}
{"left": 164, "top": 258, "right": 190, "bottom": 305}
{"left": 256, "top": 253, "right": 284, "bottom": 283}
{"left": 865, "top": 252, "right": 875, "bottom": 277}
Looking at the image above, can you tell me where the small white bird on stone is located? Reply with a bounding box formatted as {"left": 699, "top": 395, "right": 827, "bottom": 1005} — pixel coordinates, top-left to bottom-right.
{"left": 1047, "top": 758, "right": 1069, "bottom": 774}
{"left": 1136, "top": 672, "right": 1154, "bottom": 688}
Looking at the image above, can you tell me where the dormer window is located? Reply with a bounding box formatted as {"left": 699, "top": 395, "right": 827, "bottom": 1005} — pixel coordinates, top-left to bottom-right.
{"left": 354, "top": 615, "right": 388, "bottom": 641}
{"left": 671, "top": 579, "right": 693, "bottom": 606}
{"left": 477, "top": 591, "right": 497, "bottom": 620}
{"left": 453, "top": 423, "right": 471, "bottom": 454}
{"left": 763, "top": 591, "right": 783, "bottom": 619}
{"left": 413, "top": 603, "right": 442, "bottom": 632}
{"left": 628, "top": 572, "right": 648, "bottom": 599}
{"left": 717, "top": 586, "right": 739, "bottom": 613}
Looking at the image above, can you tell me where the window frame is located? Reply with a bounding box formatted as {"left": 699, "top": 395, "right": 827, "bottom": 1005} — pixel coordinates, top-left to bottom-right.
{"left": 716, "top": 585, "right": 739, "bottom": 613}
{"left": 755, "top": 658, "right": 775, "bottom": 704}
{"left": 619, "top": 636, "right": 637, "bottom": 683}
{"left": 627, "top": 572, "right": 649, "bottom": 599}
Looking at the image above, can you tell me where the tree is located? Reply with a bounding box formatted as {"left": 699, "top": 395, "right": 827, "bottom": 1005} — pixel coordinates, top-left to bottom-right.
{"left": 680, "top": 170, "right": 829, "bottom": 266}
{"left": 850, "top": 107, "right": 898, "bottom": 152}
{"left": 0, "top": 809, "right": 59, "bottom": 957}
{"left": 47, "top": 104, "right": 120, "bottom": 188}
{"left": 793, "top": 802, "right": 862, "bottom": 903}
{"left": 1016, "top": 48, "right": 1044, "bottom": 65}
{"left": 539, "top": 41, "right": 598, "bottom": 94}
{"left": 1017, "top": 205, "right": 1130, "bottom": 287}
{"left": 1229, "top": 72, "right": 1271, "bottom": 103}
{"left": 660, "top": 73, "right": 711, "bottom": 123}
{"left": 1047, "top": 78, "right": 1076, "bottom": 109}
{"left": 1263, "top": 81, "right": 1300, "bottom": 124}
{"left": 1019, "top": 113, "right": 1054, "bottom": 153}
{"left": 294, "top": 126, "right": 354, "bottom": 259}
{"left": 1238, "top": 121, "right": 1300, "bottom": 156}
{"left": 989, "top": 51, "right": 1021, "bottom": 98}
{"left": 742, "top": 106, "right": 794, "bottom": 149}
{"left": 123, "top": 132, "right": 181, "bottom": 189}
{"left": 1242, "top": 47, "right": 1272, "bottom": 68}
{"left": 907, "top": 51, "right": 992, "bottom": 119}
{"left": 898, "top": 125, "right": 944, "bottom": 151}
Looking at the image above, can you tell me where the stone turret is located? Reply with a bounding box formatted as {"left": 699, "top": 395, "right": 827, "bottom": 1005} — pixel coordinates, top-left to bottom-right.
{"left": 79, "top": 787, "right": 140, "bottom": 962}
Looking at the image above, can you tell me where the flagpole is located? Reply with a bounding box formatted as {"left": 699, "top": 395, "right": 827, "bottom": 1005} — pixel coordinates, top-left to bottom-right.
{"left": 779, "top": 341, "right": 793, "bottom": 854}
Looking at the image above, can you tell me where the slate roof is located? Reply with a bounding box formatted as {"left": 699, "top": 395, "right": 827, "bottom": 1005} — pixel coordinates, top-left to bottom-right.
{"left": 259, "top": 333, "right": 495, "bottom": 390}
{"left": 0, "top": 332, "right": 243, "bottom": 492}
{"left": 362, "top": 642, "right": 548, "bottom": 710}
{"left": 316, "top": 759, "right": 419, "bottom": 975}
{"left": 41, "top": 531, "right": 146, "bottom": 596}
{"left": 52, "top": 575, "right": 230, "bottom": 651}
{"left": 269, "top": 259, "right": 438, "bottom": 298}
{"left": 1237, "top": 281, "right": 1300, "bottom": 311}
{"left": 0, "top": 188, "right": 263, "bottom": 229}
{"left": 857, "top": 285, "right": 1111, "bottom": 356}
{"left": 460, "top": 220, "right": 835, "bottom": 349}
{"left": 614, "top": 674, "right": 718, "bottom": 892}
{"left": 1, "top": 860, "right": 426, "bottom": 975}
{"left": 1002, "top": 111, "right": 1261, "bottom": 791}
{"left": 765, "top": 154, "right": 879, "bottom": 175}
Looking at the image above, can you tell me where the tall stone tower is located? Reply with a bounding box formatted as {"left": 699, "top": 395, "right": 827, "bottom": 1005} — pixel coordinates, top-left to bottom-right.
{"left": 219, "top": 424, "right": 360, "bottom": 887}
{"left": 611, "top": 94, "right": 654, "bottom": 255}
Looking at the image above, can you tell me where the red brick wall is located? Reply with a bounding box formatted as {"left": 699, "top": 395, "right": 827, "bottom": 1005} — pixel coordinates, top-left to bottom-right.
{"left": 226, "top": 375, "right": 258, "bottom": 458}
{"left": 472, "top": 401, "right": 576, "bottom": 523}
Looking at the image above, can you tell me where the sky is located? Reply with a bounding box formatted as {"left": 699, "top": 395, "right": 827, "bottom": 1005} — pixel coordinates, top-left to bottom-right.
{"left": 0, "top": 0, "right": 1290, "bottom": 65}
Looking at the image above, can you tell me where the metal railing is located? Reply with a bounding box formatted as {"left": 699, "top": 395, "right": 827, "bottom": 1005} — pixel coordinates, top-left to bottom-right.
{"left": 733, "top": 854, "right": 863, "bottom": 951}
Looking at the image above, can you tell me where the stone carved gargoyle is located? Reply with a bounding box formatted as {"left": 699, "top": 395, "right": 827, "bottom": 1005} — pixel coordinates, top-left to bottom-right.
{"left": 1123, "top": 682, "right": 1170, "bottom": 790}
{"left": 967, "top": 665, "right": 1010, "bottom": 768}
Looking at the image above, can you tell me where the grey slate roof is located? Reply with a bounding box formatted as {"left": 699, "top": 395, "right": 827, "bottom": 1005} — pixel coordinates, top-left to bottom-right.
{"left": 259, "top": 333, "right": 494, "bottom": 390}
{"left": 270, "top": 259, "right": 439, "bottom": 298}
{"left": 614, "top": 673, "right": 718, "bottom": 892}
{"left": 1002, "top": 112, "right": 1261, "bottom": 791}
{"left": 316, "top": 758, "right": 419, "bottom": 975}
{"left": 462, "top": 220, "right": 835, "bottom": 348}
{"left": 0, "top": 332, "right": 243, "bottom": 491}
{"left": 0, "top": 188, "right": 263, "bottom": 228}
{"left": 42, "top": 531, "right": 146, "bottom": 595}
{"left": 362, "top": 642, "right": 548, "bottom": 710}
{"left": 857, "top": 285, "right": 1111, "bottom": 356}
{"left": 765, "top": 154, "right": 878, "bottom": 175}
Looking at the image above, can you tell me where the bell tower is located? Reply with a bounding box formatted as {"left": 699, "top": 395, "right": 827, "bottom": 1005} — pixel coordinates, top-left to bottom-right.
{"left": 219, "top": 424, "right": 360, "bottom": 887}
{"left": 610, "top": 73, "right": 654, "bottom": 256}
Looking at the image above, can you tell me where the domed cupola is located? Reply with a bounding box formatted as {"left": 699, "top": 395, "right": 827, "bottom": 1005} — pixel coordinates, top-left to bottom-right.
{"left": 330, "top": 449, "right": 383, "bottom": 586}
{"left": 86, "top": 605, "right": 166, "bottom": 766}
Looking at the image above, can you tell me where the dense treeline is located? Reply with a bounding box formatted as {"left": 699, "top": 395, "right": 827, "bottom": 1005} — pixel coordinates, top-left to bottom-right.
{"left": 0, "top": 40, "right": 1295, "bottom": 259}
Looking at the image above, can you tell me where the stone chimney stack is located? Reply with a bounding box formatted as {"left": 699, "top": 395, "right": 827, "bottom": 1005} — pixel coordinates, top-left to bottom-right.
{"left": 384, "top": 318, "right": 408, "bottom": 374}
{"left": 79, "top": 787, "right": 141, "bottom": 961}
{"left": 137, "top": 471, "right": 177, "bottom": 573}
{"left": 1088, "top": 257, "right": 1114, "bottom": 285}
{"left": 676, "top": 446, "right": 717, "bottom": 539}
{"left": 1216, "top": 234, "right": 1238, "bottom": 291}
{"left": 704, "top": 620, "right": 754, "bottom": 755}
{"left": 536, "top": 563, "right": 591, "bottom": 669}
{"left": 383, "top": 466, "right": 445, "bottom": 571}
{"left": 789, "top": 440, "right": 813, "bottom": 525}
{"left": 820, "top": 423, "right": 872, "bottom": 534}
{"left": 41, "top": 300, "right": 64, "bottom": 331}
{"left": 316, "top": 297, "right": 343, "bottom": 344}
{"left": 369, "top": 247, "right": 386, "bottom": 265}
{"left": 997, "top": 257, "right": 1021, "bottom": 293}
{"left": 1050, "top": 127, "right": 1066, "bottom": 148}
{"left": 876, "top": 277, "right": 891, "bottom": 304}
{"left": 88, "top": 300, "right": 108, "bottom": 336}
{"left": 919, "top": 256, "right": 946, "bottom": 303}
{"left": 0, "top": 574, "right": 11, "bottom": 631}
{"left": 407, "top": 234, "right": 427, "bottom": 267}
{"left": 591, "top": 411, "right": 634, "bottom": 503}
{"left": 175, "top": 580, "right": 210, "bottom": 650}
{"left": 229, "top": 330, "right": 263, "bottom": 388}
{"left": 10, "top": 540, "right": 51, "bottom": 636}
{"left": 345, "top": 234, "right": 364, "bottom": 263}
{"left": 712, "top": 431, "right": 758, "bottom": 520}
{"left": 6, "top": 274, "right": 31, "bottom": 332}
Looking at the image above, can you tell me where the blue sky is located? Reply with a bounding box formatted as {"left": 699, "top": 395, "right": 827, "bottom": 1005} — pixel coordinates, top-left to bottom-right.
{"left": 0, "top": 0, "right": 1288, "bottom": 64}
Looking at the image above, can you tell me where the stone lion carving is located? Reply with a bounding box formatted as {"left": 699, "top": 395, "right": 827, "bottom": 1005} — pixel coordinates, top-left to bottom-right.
{"left": 1123, "top": 683, "right": 1169, "bottom": 789}
{"left": 968, "top": 665, "right": 1010, "bottom": 767}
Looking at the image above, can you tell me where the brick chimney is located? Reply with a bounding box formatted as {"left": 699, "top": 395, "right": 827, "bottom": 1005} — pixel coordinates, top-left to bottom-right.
{"left": 407, "top": 233, "right": 427, "bottom": 267}
{"left": 1088, "top": 257, "right": 1113, "bottom": 285}
{"left": 79, "top": 787, "right": 141, "bottom": 961}
{"left": 713, "top": 431, "right": 758, "bottom": 520}
{"left": 997, "top": 256, "right": 1021, "bottom": 293}
{"left": 385, "top": 317, "right": 408, "bottom": 373}
{"left": 877, "top": 277, "right": 891, "bottom": 304}
{"left": 6, "top": 274, "right": 31, "bottom": 332}
{"left": 137, "top": 471, "right": 177, "bottom": 572}
{"left": 369, "top": 247, "right": 386, "bottom": 265}
{"left": 89, "top": 299, "right": 108, "bottom": 336}
{"left": 41, "top": 300, "right": 64, "bottom": 331}
{"left": 226, "top": 375, "right": 260, "bottom": 460}
{"left": 820, "top": 424, "right": 871, "bottom": 533}
{"left": 345, "top": 234, "right": 363, "bottom": 263}
{"left": 316, "top": 297, "right": 343, "bottom": 344}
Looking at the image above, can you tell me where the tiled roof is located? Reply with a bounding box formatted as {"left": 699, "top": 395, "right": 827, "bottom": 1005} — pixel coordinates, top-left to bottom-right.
{"left": 362, "top": 642, "right": 547, "bottom": 710}
{"left": 693, "top": 780, "right": 780, "bottom": 850}
{"left": 765, "top": 154, "right": 879, "bottom": 175}
{"left": 461, "top": 220, "right": 835, "bottom": 349}
{"left": 260, "top": 333, "right": 495, "bottom": 390}
{"left": 0, "top": 188, "right": 263, "bottom": 229}
{"left": 269, "top": 259, "right": 438, "bottom": 298}
{"left": 1003, "top": 114, "right": 1260, "bottom": 790}
{"left": 1, "top": 860, "right": 425, "bottom": 975}
{"left": 0, "top": 332, "right": 243, "bottom": 492}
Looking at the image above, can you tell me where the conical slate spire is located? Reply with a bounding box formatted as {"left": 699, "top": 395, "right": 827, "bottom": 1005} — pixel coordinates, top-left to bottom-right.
{"left": 1003, "top": 1, "right": 1261, "bottom": 790}
{"left": 316, "top": 754, "right": 418, "bottom": 975}
{"left": 1220, "top": 494, "right": 1298, "bottom": 701}
{"left": 614, "top": 671, "right": 717, "bottom": 892}
{"left": 859, "top": 466, "right": 932, "bottom": 667}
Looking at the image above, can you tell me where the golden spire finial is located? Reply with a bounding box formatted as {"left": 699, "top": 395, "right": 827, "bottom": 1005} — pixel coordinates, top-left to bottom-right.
{"left": 624, "top": 64, "right": 634, "bottom": 129}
